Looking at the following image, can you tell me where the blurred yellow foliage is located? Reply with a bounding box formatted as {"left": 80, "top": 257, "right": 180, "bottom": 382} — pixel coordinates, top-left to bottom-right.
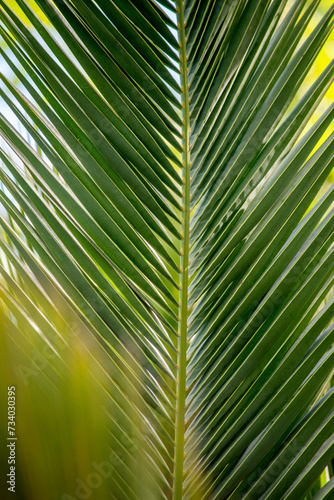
{"left": 4, "top": 0, "right": 50, "bottom": 26}
{"left": 297, "top": 1, "right": 334, "bottom": 185}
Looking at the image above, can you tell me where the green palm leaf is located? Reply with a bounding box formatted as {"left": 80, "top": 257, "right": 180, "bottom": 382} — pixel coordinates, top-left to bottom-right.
{"left": 0, "top": 1, "right": 333, "bottom": 499}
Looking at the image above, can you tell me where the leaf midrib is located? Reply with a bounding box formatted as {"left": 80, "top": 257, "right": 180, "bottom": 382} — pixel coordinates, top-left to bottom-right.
{"left": 173, "top": 2, "right": 191, "bottom": 499}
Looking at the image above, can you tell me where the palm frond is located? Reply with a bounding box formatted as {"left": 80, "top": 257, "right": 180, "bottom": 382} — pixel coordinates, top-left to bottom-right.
{"left": 0, "top": 1, "right": 333, "bottom": 499}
